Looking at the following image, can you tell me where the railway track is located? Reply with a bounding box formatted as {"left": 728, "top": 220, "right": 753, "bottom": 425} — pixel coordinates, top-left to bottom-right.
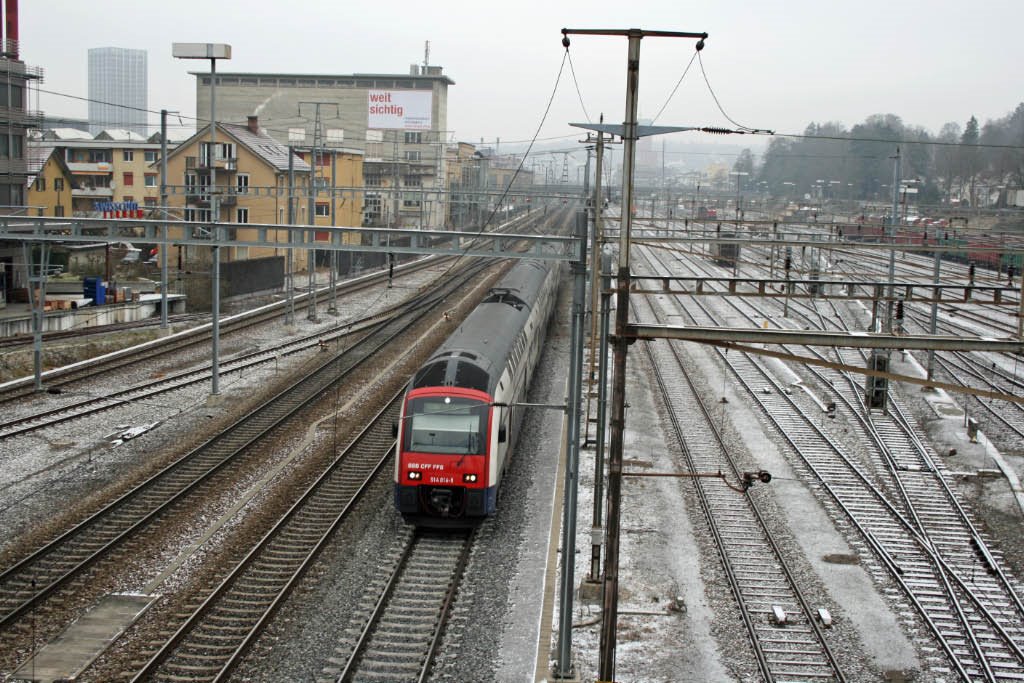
{"left": 0, "top": 255, "right": 444, "bottom": 405}
{"left": 332, "top": 528, "right": 473, "bottom": 683}
{"left": 0, "top": 293, "right": 400, "bottom": 439}
{"left": 130, "top": 395, "right": 401, "bottom": 682}
{"left": 631, "top": 269, "right": 845, "bottom": 682}
{"left": 0, "top": 261, "right": 487, "bottom": 645}
{"left": 642, "top": 244, "right": 1024, "bottom": 680}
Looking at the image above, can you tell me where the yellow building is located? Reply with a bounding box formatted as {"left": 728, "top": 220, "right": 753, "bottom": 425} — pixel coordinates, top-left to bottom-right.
{"left": 26, "top": 142, "right": 74, "bottom": 217}
{"left": 162, "top": 116, "right": 363, "bottom": 269}
{"left": 38, "top": 128, "right": 170, "bottom": 215}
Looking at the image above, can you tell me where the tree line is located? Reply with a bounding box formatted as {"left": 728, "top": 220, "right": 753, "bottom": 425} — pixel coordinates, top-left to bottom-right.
{"left": 737, "top": 102, "right": 1024, "bottom": 207}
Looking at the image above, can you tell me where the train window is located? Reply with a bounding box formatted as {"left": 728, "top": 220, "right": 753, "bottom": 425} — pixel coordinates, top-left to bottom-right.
{"left": 405, "top": 397, "right": 487, "bottom": 455}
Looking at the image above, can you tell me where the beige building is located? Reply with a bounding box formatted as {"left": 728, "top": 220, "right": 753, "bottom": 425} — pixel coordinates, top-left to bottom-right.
{"left": 192, "top": 65, "right": 452, "bottom": 229}
{"left": 162, "top": 115, "right": 363, "bottom": 268}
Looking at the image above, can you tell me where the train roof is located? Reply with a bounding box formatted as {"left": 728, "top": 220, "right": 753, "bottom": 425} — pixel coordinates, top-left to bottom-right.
{"left": 412, "top": 260, "right": 552, "bottom": 395}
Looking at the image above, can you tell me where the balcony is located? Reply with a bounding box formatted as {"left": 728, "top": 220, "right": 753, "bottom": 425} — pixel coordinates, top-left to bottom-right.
{"left": 185, "top": 156, "right": 238, "bottom": 171}
{"left": 0, "top": 106, "right": 42, "bottom": 128}
{"left": 185, "top": 191, "right": 237, "bottom": 206}
{"left": 68, "top": 162, "right": 114, "bottom": 174}
{"left": 72, "top": 186, "right": 114, "bottom": 198}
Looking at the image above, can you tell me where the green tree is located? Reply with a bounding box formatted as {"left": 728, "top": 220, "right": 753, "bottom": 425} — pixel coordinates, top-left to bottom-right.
{"left": 959, "top": 116, "right": 980, "bottom": 205}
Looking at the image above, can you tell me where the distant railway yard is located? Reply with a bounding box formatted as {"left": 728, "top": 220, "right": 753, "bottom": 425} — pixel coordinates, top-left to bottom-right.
{"left": 2, "top": 208, "right": 1024, "bottom": 682}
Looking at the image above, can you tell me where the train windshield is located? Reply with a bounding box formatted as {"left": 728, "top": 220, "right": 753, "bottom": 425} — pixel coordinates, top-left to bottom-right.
{"left": 404, "top": 396, "right": 487, "bottom": 455}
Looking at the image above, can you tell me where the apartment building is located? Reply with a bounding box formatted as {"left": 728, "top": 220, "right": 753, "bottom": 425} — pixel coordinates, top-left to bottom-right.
{"left": 38, "top": 128, "right": 168, "bottom": 215}
{"left": 162, "top": 115, "right": 363, "bottom": 267}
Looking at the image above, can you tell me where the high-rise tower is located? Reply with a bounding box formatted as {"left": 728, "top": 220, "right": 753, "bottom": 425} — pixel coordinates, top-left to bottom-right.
{"left": 88, "top": 47, "right": 147, "bottom": 135}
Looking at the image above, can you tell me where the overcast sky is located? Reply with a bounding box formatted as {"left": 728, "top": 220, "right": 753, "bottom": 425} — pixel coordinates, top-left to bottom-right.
{"left": 21, "top": 0, "right": 1024, "bottom": 154}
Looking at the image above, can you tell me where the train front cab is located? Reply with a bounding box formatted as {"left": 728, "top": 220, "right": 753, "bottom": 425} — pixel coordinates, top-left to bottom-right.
{"left": 395, "top": 387, "right": 499, "bottom": 526}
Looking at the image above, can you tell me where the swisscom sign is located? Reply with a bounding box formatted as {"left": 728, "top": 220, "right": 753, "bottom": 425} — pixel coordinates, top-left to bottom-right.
{"left": 367, "top": 90, "right": 432, "bottom": 131}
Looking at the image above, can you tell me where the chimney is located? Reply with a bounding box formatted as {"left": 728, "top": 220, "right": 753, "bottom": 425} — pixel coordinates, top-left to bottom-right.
{"left": 5, "top": 0, "right": 19, "bottom": 59}
{"left": 247, "top": 115, "right": 259, "bottom": 134}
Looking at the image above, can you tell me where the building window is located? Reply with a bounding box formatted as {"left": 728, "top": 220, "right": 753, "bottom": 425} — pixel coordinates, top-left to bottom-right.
{"left": 404, "top": 132, "right": 423, "bottom": 144}
{"left": 403, "top": 175, "right": 421, "bottom": 187}
{"left": 145, "top": 150, "right": 158, "bottom": 163}
{"left": 54, "top": 178, "right": 64, "bottom": 191}
{"left": 185, "top": 173, "right": 197, "bottom": 190}
{"left": 123, "top": 172, "right": 134, "bottom": 186}
{"left": 405, "top": 150, "right": 421, "bottom": 162}
{"left": 236, "top": 207, "right": 249, "bottom": 223}
{"left": 315, "top": 202, "right": 330, "bottom": 217}
{"left": 185, "top": 208, "right": 211, "bottom": 222}
{"left": 236, "top": 174, "right": 249, "bottom": 194}
{"left": 54, "top": 205, "right": 65, "bottom": 217}
{"left": 0, "top": 134, "right": 25, "bottom": 160}
{"left": 35, "top": 176, "right": 46, "bottom": 192}
{"left": 403, "top": 193, "right": 422, "bottom": 208}
{"left": 123, "top": 150, "right": 134, "bottom": 162}
{"left": 144, "top": 174, "right": 157, "bottom": 187}
{"left": 144, "top": 197, "right": 157, "bottom": 207}
{"left": 0, "top": 84, "right": 23, "bottom": 107}
{"left": 366, "top": 142, "right": 383, "bottom": 159}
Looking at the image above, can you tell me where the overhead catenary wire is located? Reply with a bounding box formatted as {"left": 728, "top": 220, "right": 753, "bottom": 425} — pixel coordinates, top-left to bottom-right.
{"left": 651, "top": 49, "right": 699, "bottom": 125}
{"left": 565, "top": 49, "right": 591, "bottom": 124}
{"left": 696, "top": 51, "right": 772, "bottom": 134}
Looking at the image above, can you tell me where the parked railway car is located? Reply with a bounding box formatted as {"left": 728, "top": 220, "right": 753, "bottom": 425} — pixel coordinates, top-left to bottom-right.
{"left": 845, "top": 223, "right": 1023, "bottom": 274}
{"left": 394, "top": 259, "right": 560, "bottom": 526}
{"left": 711, "top": 229, "right": 740, "bottom": 269}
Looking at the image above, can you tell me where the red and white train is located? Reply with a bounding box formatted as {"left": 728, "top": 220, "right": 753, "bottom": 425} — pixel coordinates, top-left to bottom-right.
{"left": 394, "top": 259, "right": 560, "bottom": 526}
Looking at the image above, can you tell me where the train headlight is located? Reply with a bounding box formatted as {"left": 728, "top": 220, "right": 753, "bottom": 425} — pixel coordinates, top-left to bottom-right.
{"left": 463, "top": 473, "right": 478, "bottom": 483}
{"left": 408, "top": 470, "right": 422, "bottom": 480}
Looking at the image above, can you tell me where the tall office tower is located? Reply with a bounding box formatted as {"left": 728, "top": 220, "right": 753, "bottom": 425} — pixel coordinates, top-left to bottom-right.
{"left": 88, "top": 47, "right": 147, "bottom": 135}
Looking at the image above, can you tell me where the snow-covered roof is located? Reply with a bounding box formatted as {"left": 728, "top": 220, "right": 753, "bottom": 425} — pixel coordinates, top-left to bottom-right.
{"left": 218, "top": 122, "right": 311, "bottom": 173}
{"left": 44, "top": 128, "right": 94, "bottom": 141}
{"left": 95, "top": 129, "right": 147, "bottom": 142}
{"left": 25, "top": 142, "right": 71, "bottom": 188}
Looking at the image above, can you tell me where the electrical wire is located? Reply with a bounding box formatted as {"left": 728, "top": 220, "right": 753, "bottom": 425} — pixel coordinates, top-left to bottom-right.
{"left": 651, "top": 50, "right": 698, "bottom": 125}
{"left": 696, "top": 51, "right": 768, "bottom": 133}
{"left": 766, "top": 130, "right": 1024, "bottom": 150}
{"left": 565, "top": 48, "right": 591, "bottom": 123}
{"left": 454, "top": 48, "right": 570, "bottom": 257}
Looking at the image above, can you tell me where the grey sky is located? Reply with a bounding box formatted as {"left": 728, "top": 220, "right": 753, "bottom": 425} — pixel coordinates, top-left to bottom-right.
{"left": 21, "top": 0, "right": 1024, "bottom": 152}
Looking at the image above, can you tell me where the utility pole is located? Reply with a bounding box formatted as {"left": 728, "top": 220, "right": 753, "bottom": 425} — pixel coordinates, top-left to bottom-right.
{"left": 563, "top": 27, "right": 708, "bottom": 683}
{"left": 159, "top": 109, "right": 169, "bottom": 329}
{"left": 329, "top": 149, "right": 339, "bottom": 314}
{"left": 299, "top": 102, "right": 339, "bottom": 323}
{"left": 286, "top": 146, "right": 295, "bottom": 325}
{"left": 888, "top": 146, "right": 901, "bottom": 329}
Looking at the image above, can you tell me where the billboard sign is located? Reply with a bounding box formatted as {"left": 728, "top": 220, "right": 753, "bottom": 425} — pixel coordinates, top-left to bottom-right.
{"left": 367, "top": 90, "right": 432, "bottom": 131}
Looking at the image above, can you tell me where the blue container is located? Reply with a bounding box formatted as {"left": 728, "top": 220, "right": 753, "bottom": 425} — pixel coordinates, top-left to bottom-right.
{"left": 92, "top": 284, "right": 106, "bottom": 305}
